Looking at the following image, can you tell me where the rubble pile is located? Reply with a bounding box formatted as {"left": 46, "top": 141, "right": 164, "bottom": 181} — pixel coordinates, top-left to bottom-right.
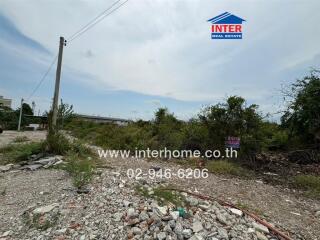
{"left": 0, "top": 155, "right": 64, "bottom": 172}
{"left": 1, "top": 168, "right": 281, "bottom": 240}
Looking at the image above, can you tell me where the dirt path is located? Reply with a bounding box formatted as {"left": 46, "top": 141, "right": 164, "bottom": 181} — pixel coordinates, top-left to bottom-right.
{"left": 0, "top": 130, "right": 46, "bottom": 147}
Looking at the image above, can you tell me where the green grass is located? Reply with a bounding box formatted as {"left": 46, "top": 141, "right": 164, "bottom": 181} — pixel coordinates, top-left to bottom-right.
{"left": 294, "top": 175, "right": 320, "bottom": 198}
{"left": 63, "top": 154, "right": 95, "bottom": 189}
{"left": 236, "top": 201, "right": 264, "bottom": 216}
{"left": 0, "top": 142, "right": 44, "bottom": 164}
{"left": 206, "top": 160, "right": 250, "bottom": 177}
{"left": 13, "top": 136, "right": 29, "bottom": 143}
{"left": 135, "top": 185, "right": 186, "bottom": 207}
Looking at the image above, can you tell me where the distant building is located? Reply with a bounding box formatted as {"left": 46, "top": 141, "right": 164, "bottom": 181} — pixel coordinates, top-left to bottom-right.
{"left": 0, "top": 96, "right": 12, "bottom": 108}
{"left": 76, "top": 114, "right": 131, "bottom": 126}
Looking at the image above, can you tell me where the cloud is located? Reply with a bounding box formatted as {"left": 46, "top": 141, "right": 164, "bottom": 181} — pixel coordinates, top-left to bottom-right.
{"left": 0, "top": 0, "right": 319, "bottom": 120}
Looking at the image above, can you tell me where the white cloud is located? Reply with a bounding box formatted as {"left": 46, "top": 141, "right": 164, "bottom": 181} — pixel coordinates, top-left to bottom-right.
{"left": 1, "top": 0, "right": 319, "bottom": 105}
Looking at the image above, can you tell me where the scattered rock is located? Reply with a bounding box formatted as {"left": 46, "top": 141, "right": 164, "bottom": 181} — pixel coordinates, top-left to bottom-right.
{"left": 192, "top": 220, "right": 203, "bottom": 233}
{"left": 0, "top": 164, "right": 14, "bottom": 172}
{"left": 229, "top": 208, "right": 243, "bottom": 216}
{"left": 253, "top": 222, "right": 269, "bottom": 234}
{"left": 256, "top": 231, "right": 268, "bottom": 240}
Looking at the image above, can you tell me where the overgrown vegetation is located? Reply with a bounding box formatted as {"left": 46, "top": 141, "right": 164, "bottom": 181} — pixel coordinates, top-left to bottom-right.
{"left": 13, "top": 136, "right": 29, "bottom": 143}
{"left": 294, "top": 175, "right": 320, "bottom": 198}
{"left": 0, "top": 103, "right": 34, "bottom": 130}
{"left": 206, "top": 160, "right": 250, "bottom": 177}
{"left": 135, "top": 185, "right": 186, "bottom": 206}
{"left": 63, "top": 152, "right": 95, "bottom": 189}
{"left": 65, "top": 70, "right": 320, "bottom": 166}
{"left": 282, "top": 69, "right": 320, "bottom": 148}
{"left": 0, "top": 142, "right": 44, "bottom": 164}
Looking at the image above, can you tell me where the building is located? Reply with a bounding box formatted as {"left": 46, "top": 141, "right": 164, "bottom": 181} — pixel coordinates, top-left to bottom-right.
{"left": 0, "top": 96, "right": 12, "bottom": 108}
{"left": 76, "top": 114, "right": 131, "bottom": 125}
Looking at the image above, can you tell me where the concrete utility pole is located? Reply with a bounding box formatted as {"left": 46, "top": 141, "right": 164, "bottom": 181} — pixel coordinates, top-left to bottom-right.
{"left": 32, "top": 101, "right": 35, "bottom": 115}
{"left": 52, "top": 36, "right": 66, "bottom": 129}
{"left": 17, "top": 98, "right": 24, "bottom": 131}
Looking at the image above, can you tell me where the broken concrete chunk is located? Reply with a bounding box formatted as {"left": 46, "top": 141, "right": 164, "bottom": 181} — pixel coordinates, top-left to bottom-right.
{"left": 33, "top": 203, "right": 59, "bottom": 214}
{"left": 192, "top": 220, "right": 203, "bottom": 233}
{"left": 229, "top": 208, "right": 243, "bottom": 216}
{"left": 253, "top": 222, "right": 269, "bottom": 233}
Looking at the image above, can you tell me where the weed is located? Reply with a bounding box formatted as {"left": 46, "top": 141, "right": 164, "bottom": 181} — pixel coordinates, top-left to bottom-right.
{"left": 294, "top": 175, "right": 320, "bottom": 198}
{"left": 206, "top": 160, "right": 250, "bottom": 177}
{"left": 13, "top": 136, "right": 29, "bottom": 143}
{"left": 63, "top": 153, "right": 95, "bottom": 189}
{"left": 44, "top": 132, "right": 71, "bottom": 155}
{"left": 0, "top": 142, "right": 44, "bottom": 164}
{"left": 236, "top": 201, "right": 264, "bottom": 216}
{"left": 135, "top": 185, "right": 186, "bottom": 207}
{"left": 1, "top": 187, "right": 6, "bottom": 196}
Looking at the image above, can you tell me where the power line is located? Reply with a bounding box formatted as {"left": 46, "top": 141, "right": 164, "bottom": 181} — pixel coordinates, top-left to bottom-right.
{"left": 68, "top": 0, "right": 129, "bottom": 43}
{"left": 26, "top": 0, "right": 129, "bottom": 101}
{"left": 67, "top": 0, "right": 121, "bottom": 41}
{"left": 26, "top": 55, "right": 58, "bottom": 102}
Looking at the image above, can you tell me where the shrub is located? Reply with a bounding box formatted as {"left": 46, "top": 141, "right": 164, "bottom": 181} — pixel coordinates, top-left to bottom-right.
{"left": 44, "top": 132, "right": 71, "bottom": 155}
{"left": 0, "top": 142, "right": 44, "bottom": 163}
{"left": 206, "top": 160, "right": 249, "bottom": 176}
{"left": 64, "top": 153, "right": 95, "bottom": 189}
{"left": 13, "top": 136, "right": 29, "bottom": 143}
{"left": 294, "top": 175, "right": 320, "bottom": 198}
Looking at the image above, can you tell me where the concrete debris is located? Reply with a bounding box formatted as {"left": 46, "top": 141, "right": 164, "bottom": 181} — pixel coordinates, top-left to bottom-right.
{"left": 0, "top": 164, "right": 14, "bottom": 172}
{"left": 0, "top": 156, "right": 64, "bottom": 173}
{"left": 229, "top": 208, "right": 243, "bottom": 216}
{"left": 253, "top": 222, "right": 270, "bottom": 233}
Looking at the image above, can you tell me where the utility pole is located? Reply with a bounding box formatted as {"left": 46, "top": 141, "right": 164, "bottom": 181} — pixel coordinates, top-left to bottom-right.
{"left": 52, "top": 36, "right": 66, "bottom": 130}
{"left": 32, "top": 101, "right": 35, "bottom": 115}
{"left": 17, "top": 98, "right": 24, "bottom": 131}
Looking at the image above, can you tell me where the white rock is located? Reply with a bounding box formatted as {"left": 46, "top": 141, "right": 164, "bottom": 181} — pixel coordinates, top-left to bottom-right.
{"left": 156, "top": 206, "right": 168, "bottom": 215}
{"left": 33, "top": 203, "right": 59, "bottom": 214}
{"left": 253, "top": 222, "right": 269, "bottom": 233}
{"left": 182, "top": 229, "right": 192, "bottom": 238}
{"left": 256, "top": 231, "right": 268, "bottom": 240}
{"left": 157, "top": 231, "right": 167, "bottom": 240}
{"left": 192, "top": 220, "right": 203, "bottom": 233}
{"left": 229, "top": 208, "right": 243, "bottom": 216}
{"left": 170, "top": 211, "right": 179, "bottom": 220}
{"left": 1, "top": 230, "right": 12, "bottom": 237}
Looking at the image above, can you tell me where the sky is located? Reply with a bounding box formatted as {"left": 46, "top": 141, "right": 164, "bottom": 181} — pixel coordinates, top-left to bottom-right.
{"left": 0, "top": 0, "right": 319, "bottom": 121}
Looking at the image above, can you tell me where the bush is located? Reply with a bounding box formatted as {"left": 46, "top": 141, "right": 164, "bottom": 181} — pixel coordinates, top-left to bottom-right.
{"left": 0, "top": 142, "right": 44, "bottom": 163}
{"left": 13, "top": 136, "right": 29, "bottom": 143}
{"left": 64, "top": 153, "right": 94, "bottom": 189}
{"left": 206, "top": 160, "right": 249, "bottom": 176}
{"left": 44, "top": 132, "right": 71, "bottom": 155}
{"left": 294, "top": 175, "right": 320, "bottom": 198}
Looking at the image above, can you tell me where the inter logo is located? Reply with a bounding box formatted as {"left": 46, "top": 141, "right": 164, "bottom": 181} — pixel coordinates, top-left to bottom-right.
{"left": 207, "top": 12, "right": 246, "bottom": 39}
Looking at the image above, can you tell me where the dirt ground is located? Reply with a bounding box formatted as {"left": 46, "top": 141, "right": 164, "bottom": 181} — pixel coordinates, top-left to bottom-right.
{"left": 0, "top": 131, "right": 319, "bottom": 239}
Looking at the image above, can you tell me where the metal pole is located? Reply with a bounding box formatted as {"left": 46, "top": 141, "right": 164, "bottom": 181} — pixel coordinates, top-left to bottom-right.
{"left": 52, "top": 36, "right": 65, "bottom": 130}
{"left": 18, "top": 98, "right": 24, "bottom": 131}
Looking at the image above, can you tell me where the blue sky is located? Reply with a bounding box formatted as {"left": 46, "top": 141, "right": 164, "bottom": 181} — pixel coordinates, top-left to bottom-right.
{"left": 0, "top": 0, "right": 319, "bottom": 121}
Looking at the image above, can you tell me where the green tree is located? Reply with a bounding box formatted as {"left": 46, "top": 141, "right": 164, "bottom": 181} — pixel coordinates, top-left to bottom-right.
{"left": 152, "top": 108, "right": 183, "bottom": 150}
{"left": 281, "top": 70, "right": 320, "bottom": 145}
{"left": 199, "top": 96, "right": 263, "bottom": 154}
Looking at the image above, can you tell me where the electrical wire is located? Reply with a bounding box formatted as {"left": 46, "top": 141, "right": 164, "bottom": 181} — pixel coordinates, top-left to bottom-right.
{"left": 26, "top": 0, "right": 129, "bottom": 101}
{"left": 68, "top": 0, "right": 129, "bottom": 43}
{"left": 26, "top": 55, "right": 58, "bottom": 102}
{"left": 67, "top": 0, "right": 122, "bottom": 41}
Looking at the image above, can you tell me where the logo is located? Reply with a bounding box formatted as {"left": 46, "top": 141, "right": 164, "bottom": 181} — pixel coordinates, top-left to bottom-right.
{"left": 207, "top": 12, "right": 246, "bottom": 39}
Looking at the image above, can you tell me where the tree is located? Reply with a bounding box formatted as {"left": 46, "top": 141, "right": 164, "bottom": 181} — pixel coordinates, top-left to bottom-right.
{"left": 152, "top": 108, "right": 183, "bottom": 150}
{"left": 281, "top": 70, "right": 320, "bottom": 146}
{"left": 199, "top": 96, "right": 263, "bottom": 154}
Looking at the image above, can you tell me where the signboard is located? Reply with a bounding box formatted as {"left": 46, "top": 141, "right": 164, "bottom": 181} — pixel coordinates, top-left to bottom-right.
{"left": 225, "top": 136, "right": 240, "bottom": 149}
